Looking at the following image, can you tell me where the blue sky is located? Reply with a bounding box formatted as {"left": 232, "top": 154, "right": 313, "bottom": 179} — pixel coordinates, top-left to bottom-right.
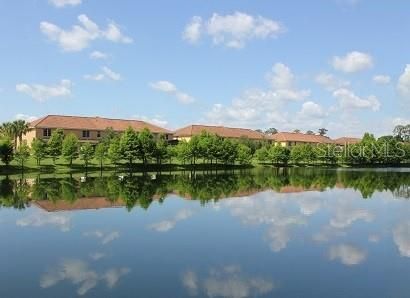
{"left": 0, "top": 0, "right": 410, "bottom": 137}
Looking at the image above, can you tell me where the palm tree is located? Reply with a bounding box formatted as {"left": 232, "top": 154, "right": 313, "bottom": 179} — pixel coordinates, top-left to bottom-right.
{"left": 0, "top": 122, "right": 14, "bottom": 140}
{"left": 13, "top": 120, "right": 31, "bottom": 149}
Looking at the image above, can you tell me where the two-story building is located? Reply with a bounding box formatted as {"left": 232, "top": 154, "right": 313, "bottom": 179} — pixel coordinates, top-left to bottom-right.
{"left": 173, "top": 124, "right": 269, "bottom": 142}
{"left": 23, "top": 115, "right": 172, "bottom": 146}
{"left": 271, "top": 132, "right": 334, "bottom": 147}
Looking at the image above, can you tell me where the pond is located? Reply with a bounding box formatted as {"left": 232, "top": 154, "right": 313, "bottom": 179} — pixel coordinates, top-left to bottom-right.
{"left": 1, "top": 167, "right": 410, "bottom": 298}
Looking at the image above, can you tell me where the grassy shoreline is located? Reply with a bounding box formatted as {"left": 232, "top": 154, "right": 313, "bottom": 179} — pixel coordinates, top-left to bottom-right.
{"left": 1, "top": 156, "right": 409, "bottom": 177}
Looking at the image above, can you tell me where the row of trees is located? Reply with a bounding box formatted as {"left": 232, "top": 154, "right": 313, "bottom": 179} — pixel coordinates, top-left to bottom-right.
{"left": 1, "top": 119, "right": 410, "bottom": 170}
{"left": 256, "top": 133, "right": 410, "bottom": 165}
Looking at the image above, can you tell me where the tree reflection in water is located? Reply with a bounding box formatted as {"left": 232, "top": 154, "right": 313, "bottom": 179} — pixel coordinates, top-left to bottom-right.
{"left": 0, "top": 168, "right": 409, "bottom": 210}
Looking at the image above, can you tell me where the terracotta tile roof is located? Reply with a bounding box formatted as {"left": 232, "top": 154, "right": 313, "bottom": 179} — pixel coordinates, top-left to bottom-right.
{"left": 271, "top": 132, "right": 334, "bottom": 144}
{"left": 173, "top": 125, "right": 268, "bottom": 140}
{"left": 333, "top": 137, "right": 361, "bottom": 145}
{"left": 33, "top": 197, "right": 125, "bottom": 212}
{"left": 30, "top": 115, "right": 171, "bottom": 134}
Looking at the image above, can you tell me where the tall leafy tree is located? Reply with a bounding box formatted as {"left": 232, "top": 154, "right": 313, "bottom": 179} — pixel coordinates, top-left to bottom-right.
{"left": 94, "top": 142, "right": 107, "bottom": 170}
{"left": 155, "top": 134, "right": 168, "bottom": 165}
{"left": 119, "top": 127, "right": 140, "bottom": 166}
{"left": 265, "top": 128, "right": 278, "bottom": 135}
{"left": 31, "top": 138, "right": 47, "bottom": 166}
{"left": 138, "top": 128, "right": 156, "bottom": 164}
{"left": 108, "top": 136, "right": 122, "bottom": 166}
{"left": 0, "top": 138, "right": 14, "bottom": 166}
{"left": 14, "top": 142, "right": 30, "bottom": 170}
{"left": 237, "top": 144, "right": 252, "bottom": 165}
{"left": 80, "top": 143, "right": 94, "bottom": 170}
{"left": 318, "top": 128, "right": 328, "bottom": 136}
{"left": 268, "top": 145, "right": 290, "bottom": 165}
{"left": 62, "top": 133, "right": 79, "bottom": 166}
{"left": 47, "top": 129, "right": 64, "bottom": 164}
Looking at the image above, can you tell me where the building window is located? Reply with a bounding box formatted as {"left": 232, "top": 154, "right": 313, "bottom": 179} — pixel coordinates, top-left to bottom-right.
{"left": 97, "top": 131, "right": 101, "bottom": 138}
{"left": 82, "top": 130, "right": 90, "bottom": 138}
{"left": 43, "top": 128, "right": 52, "bottom": 137}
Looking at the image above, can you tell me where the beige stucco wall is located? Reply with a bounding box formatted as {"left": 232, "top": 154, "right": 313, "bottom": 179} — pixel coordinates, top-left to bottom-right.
{"left": 22, "top": 128, "right": 172, "bottom": 147}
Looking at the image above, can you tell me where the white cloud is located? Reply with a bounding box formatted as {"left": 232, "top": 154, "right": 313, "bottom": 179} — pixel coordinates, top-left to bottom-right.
{"left": 332, "top": 51, "right": 373, "bottom": 73}
{"left": 40, "top": 259, "right": 130, "bottom": 296}
{"left": 222, "top": 192, "right": 306, "bottom": 252}
{"left": 150, "top": 81, "right": 177, "bottom": 93}
{"left": 84, "top": 66, "right": 121, "bottom": 81}
{"left": 391, "top": 117, "right": 410, "bottom": 127}
{"left": 373, "top": 74, "right": 391, "bottom": 85}
{"left": 16, "top": 210, "right": 71, "bottom": 231}
{"left": 183, "top": 12, "right": 284, "bottom": 48}
{"left": 40, "top": 14, "right": 133, "bottom": 52}
{"left": 83, "top": 230, "right": 120, "bottom": 245}
{"left": 150, "top": 80, "right": 195, "bottom": 104}
{"left": 133, "top": 115, "right": 169, "bottom": 128}
{"left": 298, "top": 101, "right": 326, "bottom": 118}
{"left": 333, "top": 88, "right": 380, "bottom": 111}
{"left": 89, "top": 252, "right": 106, "bottom": 261}
{"left": 182, "top": 266, "right": 275, "bottom": 298}
{"left": 16, "top": 79, "right": 72, "bottom": 102}
{"left": 206, "top": 63, "right": 310, "bottom": 128}
{"left": 182, "top": 16, "right": 202, "bottom": 43}
{"left": 102, "top": 268, "right": 131, "bottom": 288}
{"left": 393, "top": 221, "right": 410, "bottom": 257}
{"left": 182, "top": 271, "right": 198, "bottom": 296}
{"left": 398, "top": 64, "right": 410, "bottom": 102}
{"left": 315, "top": 73, "right": 350, "bottom": 91}
{"left": 148, "top": 209, "right": 193, "bottom": 232}
{"left": 90, "top": 51, "right": 108, "bottom": 59}
{"left": 15, "top": 113, "right": 39, "bottom": 122}
{"left": 330, "top": 203, "right": 374, "bottom": 229}
{"left": 328, "top": 244, "right": 367, "bottom": 266}
{"left": 49, "top": 0, "right": 81, "bottom": 7}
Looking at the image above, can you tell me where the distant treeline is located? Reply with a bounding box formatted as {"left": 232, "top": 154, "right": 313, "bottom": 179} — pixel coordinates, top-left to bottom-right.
{"left": 1, "top": 168, "right": 410, "bottom": 210}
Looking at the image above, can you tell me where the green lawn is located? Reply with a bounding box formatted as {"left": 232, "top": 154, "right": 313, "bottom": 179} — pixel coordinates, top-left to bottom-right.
{"left": 0, "top": 156, "right": 255, "bottom": 176}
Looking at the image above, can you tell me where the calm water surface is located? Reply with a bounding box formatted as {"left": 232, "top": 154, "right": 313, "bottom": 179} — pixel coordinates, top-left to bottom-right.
{"left": 1, "top": 168, "right": 410, "bottom": 298}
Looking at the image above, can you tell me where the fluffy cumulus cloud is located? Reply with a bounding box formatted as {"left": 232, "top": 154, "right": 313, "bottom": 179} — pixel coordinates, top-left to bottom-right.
{"left": 90, "top": 50, "right": 108, "bottom": 59}
{"left": 333, "top": 88, "right": 380, "bottom": 111}
{"left": 315, "top": 73, "right": 350, "bottom": 91}
{"left": 221, "top": 192, "right": 306, "bottom": 252}
{"left": 398, "top": 65, "right": 410, "bottom": 103}
{"left": 40, "top": 14, "right": 132, "bottom": 52}
{"left": 206, "top": 63, "right": 311, "bottom": 129}
{"left": 182, "top": 266, "right": 276, "bottom": 298}
{"left": 40, "top": 259, "right": 130, "bottom": 296}
{"left": 297, "top": 101, "right": 327, "bottom": 119}
{"left": 16, "top": 79, "right": 72, "bottom": 102}
{"left": 328, "top": 244, "right": 367, "bottom": 266}
{"left": 49, "top": 0, "right": 82, "bottom": 7}
{"left": 84, "top": 66, "right": 121, "bottom": 81}
{"left": 148, "top": 209, "right": 193, "bottom": 232}
{"left": 150, "top": 80, "right": 195, "bottom": 104}
{"left": 393, "top": 221, "right": 410, "bottom": 257}
{"left": 332, "top": 51, "right": 373, "bottom": 73}
{"left": 183, "top": 12, "right": 284, "bottom": 48}
{"left": 329, "top": 201, "right": 374, "bottom": 229}
{"left": 373, "top": 74, "right": 391, "bottom": 85}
